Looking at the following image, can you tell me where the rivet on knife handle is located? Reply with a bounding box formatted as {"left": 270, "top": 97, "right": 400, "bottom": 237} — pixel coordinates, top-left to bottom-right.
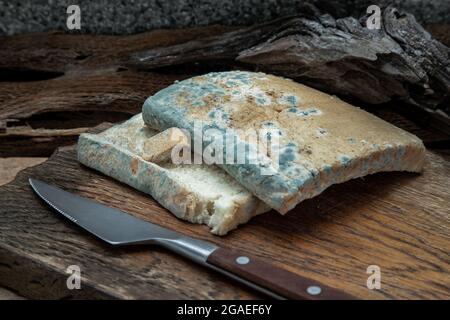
{"left": 206, "top": 247, "right": 356, "bottom": 300}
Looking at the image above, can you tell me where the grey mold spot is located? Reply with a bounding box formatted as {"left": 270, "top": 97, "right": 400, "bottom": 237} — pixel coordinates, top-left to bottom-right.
{"left": 338, "top": 154, "right": 351, "bottom": 166}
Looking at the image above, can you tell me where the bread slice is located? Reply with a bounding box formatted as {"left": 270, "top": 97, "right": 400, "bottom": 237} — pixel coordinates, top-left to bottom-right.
{"left": 142, "top": 71, "right": 426, "bottom": 213}
{"left": 77, "top": 114, "right": 270, "bottom": 235}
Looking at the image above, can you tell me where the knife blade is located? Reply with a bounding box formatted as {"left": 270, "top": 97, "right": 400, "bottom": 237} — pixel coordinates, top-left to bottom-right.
{"left": 29, "top": 178, "right": 355, "bottom": 300}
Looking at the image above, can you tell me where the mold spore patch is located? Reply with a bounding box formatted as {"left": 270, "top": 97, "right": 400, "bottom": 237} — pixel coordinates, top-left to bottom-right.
{"left": 285, "top": 107, "right": 323, "bottom": 117}
{"left": 316, "top": 128, "right": 328, "bottom": 136}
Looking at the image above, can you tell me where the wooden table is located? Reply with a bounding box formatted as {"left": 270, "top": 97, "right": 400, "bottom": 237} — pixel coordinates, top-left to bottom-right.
{"left": 0, "top": 145, "right": 448, "bottom": 299}
{"left": 0, "top": 26, "right": 449, "bottom": 300}
{"left": 0, "top": 157, "right": 46, "bottom": 300}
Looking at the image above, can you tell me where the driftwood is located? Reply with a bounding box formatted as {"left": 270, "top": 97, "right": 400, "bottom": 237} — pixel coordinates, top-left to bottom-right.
{"left": 128, "top": 6, "right": 450, "bottom": 126}
{"left": 0, "top": 26, "right": 235, "bottom": 157}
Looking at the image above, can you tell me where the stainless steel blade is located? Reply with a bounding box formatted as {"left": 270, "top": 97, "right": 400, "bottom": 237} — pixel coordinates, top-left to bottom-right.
{"left": 29, "top": 178, "right": 218, "bottom": 264}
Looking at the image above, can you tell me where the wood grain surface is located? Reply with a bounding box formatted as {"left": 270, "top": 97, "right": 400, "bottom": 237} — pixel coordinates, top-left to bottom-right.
{"left": 0, "top": 287, "right": 23, "bottom": 300}
{"left": 0, "top": 158, "right": 46, "bottom": 185}
{"left": 0, "top": 145, "right": 448, "bottom": 299}
{"left": 0, "top": 27, "right": 236, "bottom": 157}
{"left": 0, "top": 157, "right": 46, "bottom": 300}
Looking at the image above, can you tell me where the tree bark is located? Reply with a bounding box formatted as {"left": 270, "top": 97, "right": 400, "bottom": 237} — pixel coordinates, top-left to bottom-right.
{"left": 128, "top": 6, "right": 450, "bottom": 129}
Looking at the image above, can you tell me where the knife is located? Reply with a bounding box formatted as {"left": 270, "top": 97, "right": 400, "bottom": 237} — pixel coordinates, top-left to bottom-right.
{"left": 29, "top": 178, "right": 355, "bottom": 300}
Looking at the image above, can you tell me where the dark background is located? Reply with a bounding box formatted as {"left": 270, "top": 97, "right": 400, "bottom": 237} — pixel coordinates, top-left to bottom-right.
{"left": 1, "top": 0, "right": 449, "bottom": 35}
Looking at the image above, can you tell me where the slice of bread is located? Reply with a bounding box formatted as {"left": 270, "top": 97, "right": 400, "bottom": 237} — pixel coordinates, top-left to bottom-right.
{"left": 142, "top": 71, "right": 426, "bottom": 213}
{"left": 77, "top": 114, "right": 270, "bottom": 235}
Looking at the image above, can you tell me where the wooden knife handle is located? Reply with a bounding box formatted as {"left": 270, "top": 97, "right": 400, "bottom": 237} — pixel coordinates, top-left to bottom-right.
{"left": 207, "top": 247, "right": 356, "bottom": 300}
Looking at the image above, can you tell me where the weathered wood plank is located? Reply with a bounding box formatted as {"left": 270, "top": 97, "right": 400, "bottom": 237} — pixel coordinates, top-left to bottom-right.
{"left": 0, "top": 286, "right": 24, "bottom": 300}
{"left": 0, "top": 26, "right": 236, "bottom": 157}
{"left": 0, "top": 157, "right": 49, "bottom": 300}
{"left": 0, "top": 157, "right": 46, "bottom": 186}
{"left": 0, "top": 145, "right": 448, "bottom": 299}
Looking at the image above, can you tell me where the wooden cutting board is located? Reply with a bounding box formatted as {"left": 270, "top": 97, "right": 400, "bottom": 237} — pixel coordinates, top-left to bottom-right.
{"left": 0, "top": 144, "right": 448, "bottom": 299}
